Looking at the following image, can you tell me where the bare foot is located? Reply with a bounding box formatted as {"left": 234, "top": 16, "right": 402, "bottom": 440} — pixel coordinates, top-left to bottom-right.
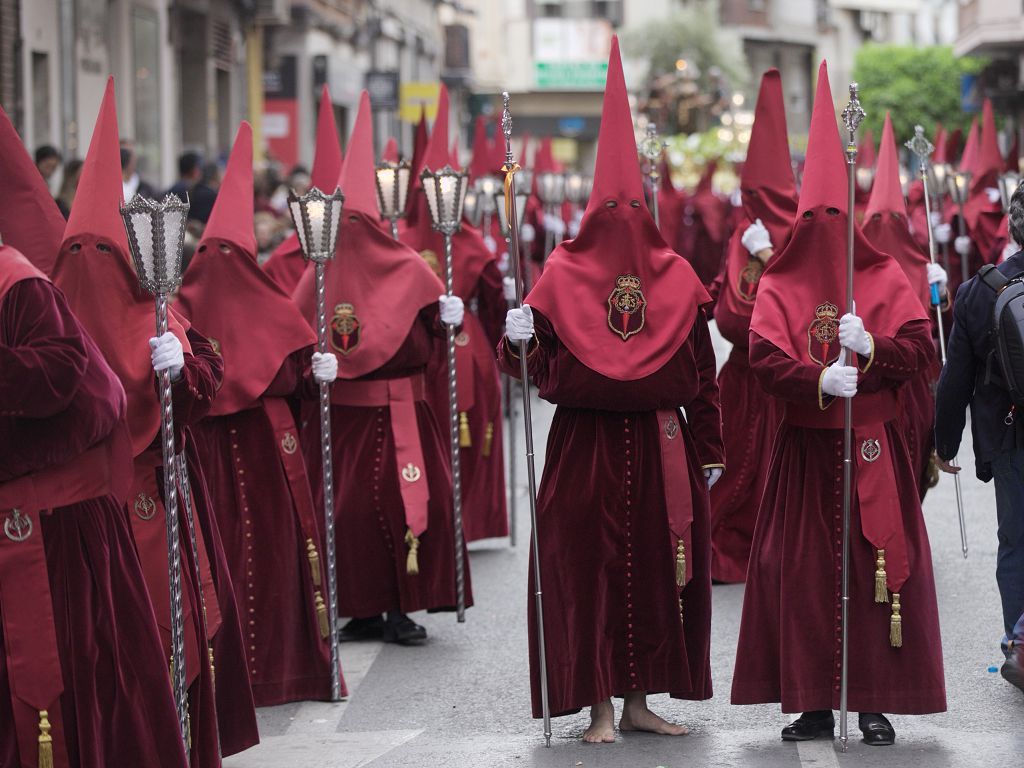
{"left": 620, "top": 696, "right": 688, "bottom": 736}
{"left": 582, "top": 699, "right": 616, "bottom": 743}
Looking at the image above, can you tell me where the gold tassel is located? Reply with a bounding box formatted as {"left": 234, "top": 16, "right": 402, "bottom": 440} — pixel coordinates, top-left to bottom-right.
{"left": 315, "top": 591, "right": 330, "bottom": 639}
{"left": 890, "top": 593, "right": 903, "bottom": 648}
{"left": 459, "top": 412, "right": 472, "bottom": 448}
{"left": 38, "top": 711, "right": 53, "bottom": 768}
{"left": 405, "top": 529, "right": 421, "bottom": 575}
{"left": 678, "top": 596, "right": 684, "bottom": 625}
{"left": 874, "top": 549, "right": 889, "bottom": 603}
{"left": 208, "top": 644, "right": 216, "bottom": 688}
{"left": 482, "top": 422, "right": 494, "bottom": 457}
{"left": 307, "top": 539, "right": 322, "bottom": 587}
{"left": 675, "top": 539, "right": 687, "bottom": 588}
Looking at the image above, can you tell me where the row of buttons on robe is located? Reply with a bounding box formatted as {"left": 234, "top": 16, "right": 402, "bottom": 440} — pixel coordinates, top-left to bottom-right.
{"left": 832, "top": 438, "right": 843, "bottom": 692}
{"left": 230, "top": 426, "right": 258, "bottom": 680}
{"left": 624, "top": 417, "right": 639, "bottom": 690}
{"left": 374, "top": 410, "right": 397, "bottom": 558}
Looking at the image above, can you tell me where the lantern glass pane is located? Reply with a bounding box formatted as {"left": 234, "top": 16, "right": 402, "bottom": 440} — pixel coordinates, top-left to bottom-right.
{"left": 161, "top": 208, "right": 186, "bottom": 283}
{"left": 288, "top": 198, "right": 309, "bottom": 255}
{"left": 126, "top": 209, "right": 155, "bottom": 282}
{"left": 495, "top": 192, "right": 510, "bottom": 236}
{"left": 439, "top": 175, "right": 459, "bottom": 225}
{"left": 397, "top": 166, "right": 411, "bottom": 212}
{"left": 376, "top": 168, "right": 397, "bottom": 217}
{"left": 424, "top": 175, "right": 441, "bottom": 227}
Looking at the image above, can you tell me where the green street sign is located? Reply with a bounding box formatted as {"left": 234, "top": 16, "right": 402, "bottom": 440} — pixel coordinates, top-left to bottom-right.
{"left": 534, "top": 61, "right": 608, "bottom": 90}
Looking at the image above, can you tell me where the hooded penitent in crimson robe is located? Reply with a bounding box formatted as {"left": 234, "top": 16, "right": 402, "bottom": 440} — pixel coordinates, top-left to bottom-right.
{"left": 178, "top": 122, "right": 344, "bottom": 706}
{"left": 862, "top": 113, "right": 941, "bottom": 501}
{"left": 707, "top": 69, "right": 793, "bottom": 583}
{"left": 679, "top": 161, "right": 728, "bottom": 287}
{"left": 732, "top": 62, "right": 946, "bottom": 716}
{"left": 295, "top": 91, "right": 472, "bottom": 617}
{"left": 263, "top": 86, "right": 342, "bottom": 295}
{"left": 399, "top": 85, "right": 509, "bottom": 542}
{"left": 52, "top": 78, "right": 257, "bottom": 761}
{"left": 0, "top": 245, "right": 189, "bottom": 768}
{"left": 498, "top": 37, "right": 722, "bottom": 718}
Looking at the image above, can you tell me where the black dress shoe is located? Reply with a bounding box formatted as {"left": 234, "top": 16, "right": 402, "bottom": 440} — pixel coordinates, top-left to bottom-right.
{"left": 384, "top": 612, "right": 428, "bottom": 645}
{"left": 781, "top": 711, "right": 834, "bottom": 741}
{"left": 338, "top": 615, "right": 385, "bottom": 642}
{"left": 859, "top": 713, "right": 895, "bottom": 746}
{"left": 1001, "top": 655, "right": 1024, "bottom": 694}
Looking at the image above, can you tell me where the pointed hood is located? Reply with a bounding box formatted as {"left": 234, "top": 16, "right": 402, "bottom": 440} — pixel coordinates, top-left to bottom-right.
{"left": 857, "top": 128, "right": 876, "bottom": 171}
{"left": 959, "top": 117, "right": 979, "bottom": 173}
{"left": 0, "top": 106, "right": 67, "bottom": 274}
{"left": 752, "top": 60, "right": 927, "bottom": 380}
{"left": 341, "top": 91, "right": 381, "bottom": 218}
{"left": 382, "top": 137, "right": 399, "bottom": 163}
{"left": 53, "top": 77, "right": 191, "bottom": 457}
{"left": 862, "top": 112, "right": 930, "bottom": 310}
{"left": 422, "top": 84, "right": 452, "bottom": 172}
{"left": 178, "top": 121, "right": 315, "bottom": 416}
{"left": 468, "top": 115, "right": 492, "bottom": 181}
{"left": 490, "top": 116, "right": 507, "bottom": 177}
{"left": 973, "top": 98, "right": 1003, "bottom": 192}
{"left": 719, "top": 68, "right": 798, "bottom": 319}
{"left": 311, "top": 86, "right": 343, "bottom": 191}
{"left": 946, "top": 127, "right": 963, "bottom": 166}
{"left": 525, "top": 35, "right": 709, "bottom": 381}
{"left": 963, "top": 99, "right": 1006, "bottom": 236}
{"left": 201, "top": 121, "right": 256, "bottom": 254}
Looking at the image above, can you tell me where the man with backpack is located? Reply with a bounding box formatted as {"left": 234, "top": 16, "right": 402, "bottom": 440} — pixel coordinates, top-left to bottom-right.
{"left": 935, "top": 181, "right": 1024, "bottom": 692}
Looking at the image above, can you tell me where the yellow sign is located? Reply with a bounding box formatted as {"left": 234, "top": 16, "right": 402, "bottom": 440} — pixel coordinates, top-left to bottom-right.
{"left": 400, "top": 82, "right": 441, "bottom": 123}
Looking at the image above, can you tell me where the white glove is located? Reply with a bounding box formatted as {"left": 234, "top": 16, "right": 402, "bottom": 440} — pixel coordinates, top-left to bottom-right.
{"left": 568, "top": 217, "right": 581, "bottom": 239}
{"left": 311, "top": 351, "right": 338, "bottom": 383}
{"left": 704, "top": 467, "right": 723, "bottom": 489}
{"left": 987, "top": 187, "right": 1002, "bottom": 205}
{"left": 934, "top": 222, "right": 952, "bottom": 244}
{"left": 821, "top": 363, "right": 858, "bottom": 398}
{"left": 149, "top": 332, "right": 184, "bottom": 382}
{"left": 483, "top": 234, "right": 497, "bottom": 254}
{"left": 502, "top": 276, "right": 517, "bottom": 302}
{"left": 954, "top": 235, "right": 972, "bottom": 257}
{"left": 543, "top": 213, "right": 566, "bottom": 237}
{"left": 838, "top": 313, "right": 872, "bottom": 357}
{"left": 521, "top": 222, "right": 536, "bottom": 243}
{"left": 929, "top": 210, "right": 942, "bottom": 228}
{"left": 740, "top": 218, "right": 772, "bottom": 256}
{"left": 927, "top": 262, "right": 948, "bottom": 294}
{"left": 730, "top": 188, "right": 742, "bottom": 207}
{"left": 439, "top": 294, "right": 465, "bottom": 326}
{"left": 505, "top": 304, "right": 534, "bottom": 341}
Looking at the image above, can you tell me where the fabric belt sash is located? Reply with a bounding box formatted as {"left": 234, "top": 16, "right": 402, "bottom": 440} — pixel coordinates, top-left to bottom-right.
{"left": 0, "top": 423, "right": 131, "bottom": 768}
{"left": 656, "top": 409, "right": 694, "bottom": 586}
{"left": 332, "top": 375, "right": 430, "bottom": 536}
{"left": 783, "top": 389, "right": 899, "bottom": 430}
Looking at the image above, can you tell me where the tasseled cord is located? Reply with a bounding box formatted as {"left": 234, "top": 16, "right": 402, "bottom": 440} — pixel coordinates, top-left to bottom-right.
{"left": 459, "top": 412, "right": 472, "bottom": 448}
{"left": 482, "top": 422, "right": 494, "bottom": 457}
{"left": 307, "top": 539, "right": 322, "bottom": 587}
{"left": 315, "top": 592, "right": 330, "bottom": 639}
{"left": 874, "top": 549, "right": 889, "bottom": 603}
{"left": 890, "top": 593, "right": 903, "bottom": 648}
{"left": 675, "top": 539, "right": 687, "bottom": 588}
{"left": 405, "top": 529, "right": 420, "bottom": 575}
{"left": 38, "top": 710, "right": 53, "bottom": 768}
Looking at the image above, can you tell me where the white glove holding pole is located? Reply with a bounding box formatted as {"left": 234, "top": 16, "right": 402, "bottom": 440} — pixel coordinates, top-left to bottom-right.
{"left": 821, "top": 362, "right": 858, "bottom": 398}
{"left": 838, "top": 313, "right": 872, "bottom": 357}
{"left": 150, "top": 332, "right": 184, "bottom": 382}
{"left": 704, "top": 467, "right": 723, "bottom": 489}
{"left": 502, "top": 276, "right": 517, "bottom": 302}
{"left": 439, "top": 295, "right": 465, "bottom": 326}
{"left": 927, "top": 262, "right": 948, "bottom": 293}
{"left": 934, "top": 222, "right": 952, "bottom": 244}
{"left": 506, "top": 304, "right": 534, "bottom": 341}
{"left": 954, "top": 235, "right": 972, "bottom": 257}
{"left": 311, "top": 351, "right": 338, "bottom": 383}
{"left": 740, "top": 218, "right": 772, "bottom": 256}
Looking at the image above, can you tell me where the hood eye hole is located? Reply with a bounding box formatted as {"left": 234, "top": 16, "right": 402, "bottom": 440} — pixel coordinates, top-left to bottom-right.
{"left": 802, "top": 211, "right": 814, "bottom": 220}
{"left": 198, "top": 245, "right": 208, "bottom": 253}
{"left": 746, "top": 189, "right": 759, "bottom": 197}
{"left": 96, "top": 243, "right": 112, "bottom": 252}
{"left": 871, "top": 213, "right": 882, "bottom": 222}
{"left": 219, "top": 243, "right": 231, "bottom": 254}
{"left": 348, "top": 215, "right": 359, "bottom": 223}
{"left": 629, "top": 200, "right": 641, "bottom": 208}
{"left": 69, "top": 243, "right": 82, "bottom": 253}
{"left": 826, "top": 207, "right": 840, "bottom": 216}
{"left": 605, "top": 200, "right": 617, "bottom": 209}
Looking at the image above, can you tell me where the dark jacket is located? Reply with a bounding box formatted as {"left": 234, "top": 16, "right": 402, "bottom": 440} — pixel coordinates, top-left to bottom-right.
{"left": 935, "top": 250, "right": 1024, "bottom": 481}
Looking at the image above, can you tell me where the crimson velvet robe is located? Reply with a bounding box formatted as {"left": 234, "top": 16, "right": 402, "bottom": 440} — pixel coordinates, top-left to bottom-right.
{"left": 499, "top": 310, "right": 723, "bottom": 718}
{"left": 732, "top": 321, "right": 946, "bottom": 714}
{"left": 709, "top": 284, "right": 784, "bottom": 583}
{"left": 303, "top": 307, "right": 473, "bottom": 617}
{"left": 192, "top": 348, "right": 343, "bottom": 706}
{"left": 0, "top": 278, "right": 187, "bottom": 768}
{"left": 425, "top": 260, "right": 509, "bottom": 542}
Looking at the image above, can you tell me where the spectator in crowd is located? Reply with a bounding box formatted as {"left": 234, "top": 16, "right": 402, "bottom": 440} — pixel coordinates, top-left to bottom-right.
{"left": 55, "top": 158, "right": 84, "bottom": 219}
{"left": 119, "top": 142, "right": 156, "bottom": 201}
{"left": 254, "top": 211, "right": 286, "bottom": 265}
{"left": 188, "top": 160, "right": 222, "bottom": 225}
{"left": 935, "top": 182, "right": 1024, "bottom": 694}
{"left": 34, "top": 144, "right": 62, "bottom": 182}
{"left": 167, "top": 150, "right": 203, "bottom": 202}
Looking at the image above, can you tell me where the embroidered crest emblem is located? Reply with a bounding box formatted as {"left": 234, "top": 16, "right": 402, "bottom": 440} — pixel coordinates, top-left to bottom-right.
{"left": 420, "top": 250, "right": 443, "bottom": 280}
{"left": 330, "top": 303, "right": 360, "bottom": 356}
{"left": 281, "top": 432, "right": 298, "bottom": 455}
{"left": 455, "top": 331, "right": 470, "bottom": 347}
{"left": 861, "top": 439, "right": 881, "bottom": 463}
{"left": 3, "top": 509, "right": 32, "bottom": 543}
{"left": 807, "top": 301, "right": 841, "bottom": 366}
{"left": 607, "top": 274, "right": 647, "bottom": 341}
{"left": 134, "top": 493, "right": 157, "bottom": 521}
{"left": 209, "top": 337, "right": 222, "bottom": 356}
{"left": 735, "top": 259, "right": 764, "bottom": 303}
{"left": 401, "top": 463, "right": 422, "bottom": 483}
{"left": 664, "top": 417, "right": 679, "bottom": 440}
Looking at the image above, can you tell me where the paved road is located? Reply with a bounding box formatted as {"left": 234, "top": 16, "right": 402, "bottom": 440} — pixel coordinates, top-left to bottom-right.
{"left": 226, "top": 326, "right": 1022, "bottom": 767}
